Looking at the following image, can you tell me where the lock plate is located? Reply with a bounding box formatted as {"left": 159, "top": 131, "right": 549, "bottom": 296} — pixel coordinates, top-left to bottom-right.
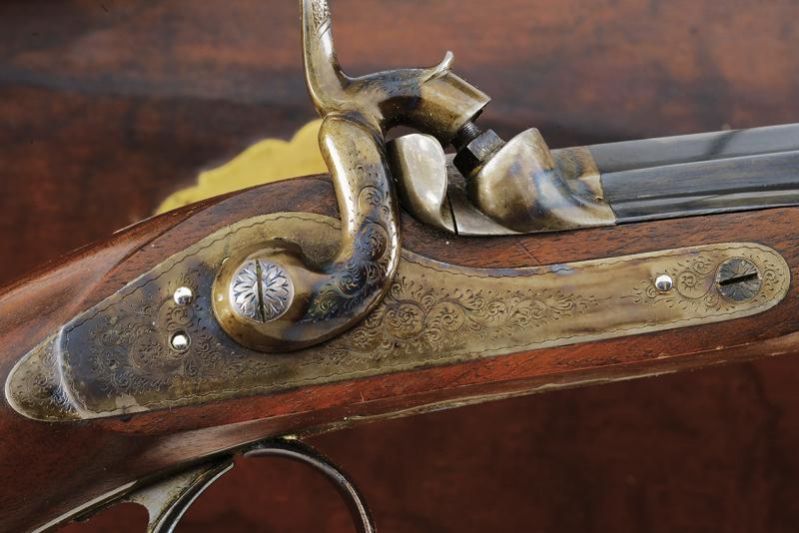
{"left": 6, "top": 213, "right": 790, "bottom": 421}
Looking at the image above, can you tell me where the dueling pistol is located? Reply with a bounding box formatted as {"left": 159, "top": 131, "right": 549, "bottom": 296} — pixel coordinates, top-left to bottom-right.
{"left": 3, "top": 1, "right": 799, "bottom": 531}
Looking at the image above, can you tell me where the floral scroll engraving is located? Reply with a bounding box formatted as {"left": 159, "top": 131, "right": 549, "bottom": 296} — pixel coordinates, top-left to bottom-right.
{"left": 631, "top": 252, "right": 785, "bottom": 313}
{"left": 6, "top": 214, "right": 791, "bottom": 421}
{"left": 325, "top": 275, "right": 598, "bottom": 362}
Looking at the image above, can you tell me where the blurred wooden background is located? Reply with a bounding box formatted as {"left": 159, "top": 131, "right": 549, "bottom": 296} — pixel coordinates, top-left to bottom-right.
{"left": 2, "top": 1, "right": 799, "bottom": 531}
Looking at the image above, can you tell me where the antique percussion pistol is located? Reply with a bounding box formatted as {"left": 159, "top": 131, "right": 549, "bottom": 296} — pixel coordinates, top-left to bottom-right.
{"left": 2, "top": 1, "right": 799, "bottom": 531}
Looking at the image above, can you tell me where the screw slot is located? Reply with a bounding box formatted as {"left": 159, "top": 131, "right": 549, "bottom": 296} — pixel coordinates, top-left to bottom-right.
{"left": 229, "top": 259, "right": 294, "bottom": 323}
{"left": 716, "top": 258, "right": 761, "bottom": 301}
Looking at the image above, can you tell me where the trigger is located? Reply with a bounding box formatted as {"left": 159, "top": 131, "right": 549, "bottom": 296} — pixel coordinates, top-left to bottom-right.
{"left": 125, "top": 457, "right": 233, "bottom": 533}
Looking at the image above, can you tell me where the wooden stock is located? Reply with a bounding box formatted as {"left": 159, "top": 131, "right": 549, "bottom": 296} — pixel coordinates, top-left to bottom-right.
{"left": 1, "top": 177, "right": 798, "bottom": 531}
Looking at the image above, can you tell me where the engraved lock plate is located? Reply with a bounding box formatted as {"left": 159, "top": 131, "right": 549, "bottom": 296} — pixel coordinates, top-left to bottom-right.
{"left": 6, "top": 213, "right": 791, "bottom": 421}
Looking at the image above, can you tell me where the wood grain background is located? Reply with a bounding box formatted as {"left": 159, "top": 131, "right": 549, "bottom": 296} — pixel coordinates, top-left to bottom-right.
{"left": 2, "top": 1, "right": 799, "bottom": 531}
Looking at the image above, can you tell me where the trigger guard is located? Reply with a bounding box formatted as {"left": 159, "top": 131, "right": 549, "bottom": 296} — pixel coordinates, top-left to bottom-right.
{"left": 126, "top": 438, "right": 375, "bottom": 533}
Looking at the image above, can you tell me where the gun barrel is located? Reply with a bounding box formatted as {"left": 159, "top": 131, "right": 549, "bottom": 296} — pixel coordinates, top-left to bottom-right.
{"left": 593, "top": 124, "right": 799, "bottom": 221}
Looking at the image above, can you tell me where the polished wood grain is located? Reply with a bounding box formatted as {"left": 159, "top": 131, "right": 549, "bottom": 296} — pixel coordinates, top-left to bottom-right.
{"left": 3, "top": 1, "right": 799, "bottom": 532}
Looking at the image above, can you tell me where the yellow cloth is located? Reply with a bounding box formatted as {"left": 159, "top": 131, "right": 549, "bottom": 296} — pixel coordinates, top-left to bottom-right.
{"left": 156, "top": 119, "right": 325, "bottom": 214}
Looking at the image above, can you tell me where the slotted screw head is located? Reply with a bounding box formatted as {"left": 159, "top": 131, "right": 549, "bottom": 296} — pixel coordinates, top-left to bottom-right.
{"left": 229, "top": 259, "right": 294, "bottom": 323}
{"left": 716, "top": 258, "right": 761, "bottom": 301}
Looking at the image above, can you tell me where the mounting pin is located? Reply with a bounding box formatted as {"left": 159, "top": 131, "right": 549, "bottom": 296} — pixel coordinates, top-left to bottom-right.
{"left": 173, "top": 287, "right": 194, "bottom": 306}
{"left": 170, "top": 332, "right": 190, "bottom": 352}
{"left": 654, "top": 274, "right": 674, "bottom": 292}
